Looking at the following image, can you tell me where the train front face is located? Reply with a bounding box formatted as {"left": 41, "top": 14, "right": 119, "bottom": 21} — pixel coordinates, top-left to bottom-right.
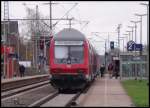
{"left": 49, "top": 29, "right": 89, "bottom": 90}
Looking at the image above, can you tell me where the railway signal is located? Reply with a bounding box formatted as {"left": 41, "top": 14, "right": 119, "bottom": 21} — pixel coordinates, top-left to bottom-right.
{"left": 110, "top": 41, "right": 114, "bottom": 50}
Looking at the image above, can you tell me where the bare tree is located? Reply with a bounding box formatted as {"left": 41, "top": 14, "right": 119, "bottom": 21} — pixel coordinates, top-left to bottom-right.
{"left": 22, "top": 7, "right": 50, "bottom": 38}
{"left": 18, "top": 6, "right": 51, "bottom": 68}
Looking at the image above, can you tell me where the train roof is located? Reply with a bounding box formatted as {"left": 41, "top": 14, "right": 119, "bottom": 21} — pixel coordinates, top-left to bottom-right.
{"left": 53, "top": 28, "right": 86, "bottom": 41}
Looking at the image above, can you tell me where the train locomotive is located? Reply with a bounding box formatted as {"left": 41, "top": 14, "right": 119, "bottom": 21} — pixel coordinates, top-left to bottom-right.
{"left": 49, "top": 28, "right": 100, "bottom": 91}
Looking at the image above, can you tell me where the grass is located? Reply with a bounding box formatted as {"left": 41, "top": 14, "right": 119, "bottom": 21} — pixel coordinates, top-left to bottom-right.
{"left": 122, "top": 79, "right": 149, "bottom": 107}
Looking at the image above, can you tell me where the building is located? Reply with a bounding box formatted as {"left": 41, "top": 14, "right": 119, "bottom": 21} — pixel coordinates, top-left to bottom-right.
{"left": 1, "top": 21, "right": 20, "bottom": 78}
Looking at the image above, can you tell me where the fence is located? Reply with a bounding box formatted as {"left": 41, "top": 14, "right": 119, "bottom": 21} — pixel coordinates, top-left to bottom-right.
{"left": 120, "top": 52, "right": 147, "bottom": 80}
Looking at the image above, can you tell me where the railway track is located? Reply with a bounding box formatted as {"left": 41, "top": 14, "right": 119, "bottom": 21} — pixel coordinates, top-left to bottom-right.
{"left": 28, "top": 91, "right": 81, "bottom": 107}
{"left": 29, "top": 82, "right": 92, "bottom": 107}
{"left": 1, "top": 74, "right": 49, "bottom": 92}
{"left": 1, "top": 75, "right": 93, "bottom": 107}
{"left": 1, "top": 75, "right": 50, "bottom": 99}
{"left": 1, "top": 83, "right": 56, "bottom": 107}
{"left": 1, "top": 81, "right": 49, "bottom": 99}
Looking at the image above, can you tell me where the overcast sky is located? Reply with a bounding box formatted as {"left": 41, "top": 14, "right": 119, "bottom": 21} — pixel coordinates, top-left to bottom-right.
{"left": 1, "top": 1, "right": 149, "bottom": 55}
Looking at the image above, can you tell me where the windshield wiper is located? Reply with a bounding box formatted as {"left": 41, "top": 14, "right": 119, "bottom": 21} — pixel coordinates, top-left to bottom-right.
{"left": 67, "top": 56, "right": 71, "bottom": 64}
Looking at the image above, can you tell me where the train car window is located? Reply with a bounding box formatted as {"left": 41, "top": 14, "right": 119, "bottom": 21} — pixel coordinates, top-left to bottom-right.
{"left": 55, "top": 46, "right": 68, "bottom": 59}
{"left": 54, "top": 45, "right": 84, "bottom": 64}
{"left": 70, "top": 46, "right": 84, "bottom": 63}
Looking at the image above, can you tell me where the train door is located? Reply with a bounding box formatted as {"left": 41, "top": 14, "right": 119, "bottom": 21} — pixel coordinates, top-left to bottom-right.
{"left": 88, "top": 44, "right": 93, "bottom": 81}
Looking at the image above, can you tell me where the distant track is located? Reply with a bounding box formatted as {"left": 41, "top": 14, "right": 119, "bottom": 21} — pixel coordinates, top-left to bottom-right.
{"left": 1, "top": 80, "right": 49, "bottom": 99}
{"left": 1, "top": 74, "right": 49, "bottom": 92}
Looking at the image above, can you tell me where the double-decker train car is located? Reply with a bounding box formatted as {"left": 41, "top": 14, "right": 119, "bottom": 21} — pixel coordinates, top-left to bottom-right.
{"left": 49, "top": 28, "right": 100, "bottom": 90}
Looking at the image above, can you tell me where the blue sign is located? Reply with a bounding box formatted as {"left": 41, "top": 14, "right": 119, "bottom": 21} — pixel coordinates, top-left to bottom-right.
{"left": 127, "top": 40, "right": 135, "bottom": 51}
{"left": 110, "top": 41, "right": 114, "bottom": 49}
{"left": 135, "top": 44, "right": 143, "bottom": 51}
{"left": 127, "top": 41, "right": 143, "bottom": 51}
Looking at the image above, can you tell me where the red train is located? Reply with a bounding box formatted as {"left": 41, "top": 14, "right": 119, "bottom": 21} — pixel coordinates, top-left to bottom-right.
{"left": 49, "top": 28, "right": 100, "bottom": 91}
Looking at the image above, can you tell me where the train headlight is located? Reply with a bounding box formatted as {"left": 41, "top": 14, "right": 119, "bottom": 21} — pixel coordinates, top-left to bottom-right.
{"left": 51, "top": 69, "right": 61, "bottom": 73}
{"left": 85, "top": 74, "right": 89, "bottom": 79}
{"left": 78, "top": 68, "right": 87, "bottom": 73}
{"left": 78, "top": 69, "right": 84, "bottom": 73}
{"left": 49, "top": 74, "right": 52, "bottom": 79}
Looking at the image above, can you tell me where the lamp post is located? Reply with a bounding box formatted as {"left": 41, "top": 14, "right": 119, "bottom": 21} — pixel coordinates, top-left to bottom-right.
{"left": 126, "top": 31, "right": 132, "bottom": 41}
{"left": 120, "top": 37, "right": 126, "bottom": 52}
{"left": 135, "top": 14, "right": 147, "bottom": 80}
{"left": 127, "top": 26, "right": 134, "bottom": 41}
{"left": 123, "top": 34, "right": 129, "bottom": 42}
{"left": 119, "top": 39, "right": 124, "bottom": 52}
{"left": 117, "top": 24, "right": 122, "bottom": 80}
{"left": 123, "top": 34, "right": 129, "bottom": 52}
{"left": 130, "top": 20, "right": 141, "bottom": 43}
{"left": 140, "top": 3, "right": 149, "bottom": 84}
{"left": 130, "top": 20, "right": 141, "bottom": 80}
{"left": 135, "top": 13, "right": 147, "bottom": 44}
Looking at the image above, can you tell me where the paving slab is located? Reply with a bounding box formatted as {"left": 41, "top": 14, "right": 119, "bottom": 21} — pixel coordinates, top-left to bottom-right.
{"left": 77, "top": 74, "right": 134, "bottom": 107}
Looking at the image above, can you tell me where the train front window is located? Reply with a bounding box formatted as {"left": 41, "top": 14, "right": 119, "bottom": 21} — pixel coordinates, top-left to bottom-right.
{"left": 54, "top": 45, "right": 84, "bottom": 64}
{"left": 55, "top": 46, "right": 68, "bottom": 59}
{"left": 70, "top": 46, "right": 84, "bottom": 63}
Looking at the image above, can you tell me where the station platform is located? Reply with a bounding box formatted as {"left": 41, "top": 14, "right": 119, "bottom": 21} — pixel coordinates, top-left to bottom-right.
{"left": 77, "top": 74, "right": 134, "bottom": 107}
{"left": 1, "top": 74, "right": 49, "bottom": 84}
